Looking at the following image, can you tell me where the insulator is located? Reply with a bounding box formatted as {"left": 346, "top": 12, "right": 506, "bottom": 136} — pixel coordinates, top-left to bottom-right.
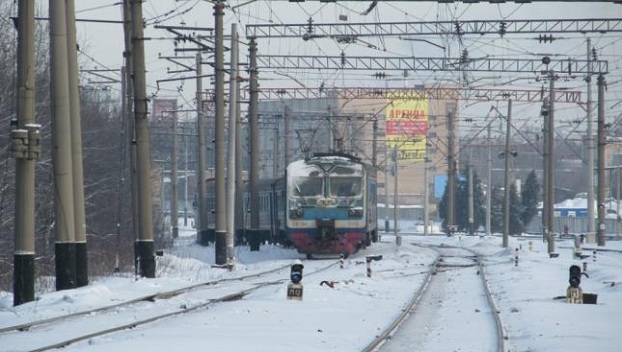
{"left": 461, "top": 48, "right": 468, "bottom": 62}
{"left": 499, "top": 21, "right": 507, "bottom": 36}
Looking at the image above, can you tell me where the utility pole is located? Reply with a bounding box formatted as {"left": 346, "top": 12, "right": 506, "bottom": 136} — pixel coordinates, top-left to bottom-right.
{"left": 468, "top": 150, "right": 474, "bottom": 235}
{"left": 393, "top": 146, "right": 401, "bottom": 246}
{"left": 226, "top": 22, "right": 239, "bottom": 268}
{"left": 214, "top": 1, "right": 227, "bottom": 265}
{"left": 50, "top": 0, "right": 77, "bottom": 290}
{"left": 597, "top": 74, "right": 607, "bottom": 247}
{"left": 372, "top": 118, "right": 378, "bottom": 174}
{"left": 373, "top": 118, "right": 380, "bottom": 240}
{"left": 586, "top": 38, "right": 595, "bottom": 241}
{"left": 447, "top": 108, "right": 456, "bottom": 235}
{"left": 248, "top": 37, "right": 261, "bottom": 251}
{"left": 115, "top": 67, "right": 127, "bottom": 273}
{"left": 235, "top": 85, "right": 244, "bottom": 240}
{"left": 130, "top": 0, "right": 155, "bottom": 278}
{"left": 122, "top": 0, "right": 138, "bottom": 264}
{"left": 66, "top": 0, "right": 88, "bottom": 287}
{"left": 542, "top": 96, "right": 550, "bottom": 247}
{"left": 424, "top": 140, "right": 430, "bottom": 236}
{"left": 196, "top": 51, "right": 208, "bottom": 245}
{"left": 385, "top": 123, "right": 390, "bottom": 233}
{"left": 284, "top": 105, "right": 291, "bottom": 167}
{"left": 273, "top": 129, "right": 280, "bottom": 177}
{"left": 184, "top": 135, "right": 189, "bottom": 226}
{"left": 13, "top": 0, "right": 39, "bottom": 306}
{"left": 547, "top": 75, "right": 556, "bottom": 254}
{"left": 171, "top": 112, "right": 179, "bottom": 239}
{"left": 503, "top": 100, "right": 512, "bottom": 248}
{"left": 486, "top": 123, "right": 492, "bottom": 236}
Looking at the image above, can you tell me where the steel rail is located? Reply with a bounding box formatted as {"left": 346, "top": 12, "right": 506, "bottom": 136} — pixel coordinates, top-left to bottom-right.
{"left": 0, "top": 263, "right": 293, "bottom": 333}
{"left": 361, "top": 244, "right": 506, "bottom": 352}
{"left": 9, "top": 259, "right": 340, "bottom": 352}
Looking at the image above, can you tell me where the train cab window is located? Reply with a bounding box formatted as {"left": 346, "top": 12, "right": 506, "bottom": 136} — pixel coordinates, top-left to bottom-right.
{"left": 330, "top": 177, "right": 362, "bottom": 198}
{"left": 292, "top": 177, "right": 323, "bottom": 197}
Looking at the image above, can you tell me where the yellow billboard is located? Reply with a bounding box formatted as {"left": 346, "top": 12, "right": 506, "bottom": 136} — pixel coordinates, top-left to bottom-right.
{"left": 385, "top": 93, "right": 428, "bottom": 161}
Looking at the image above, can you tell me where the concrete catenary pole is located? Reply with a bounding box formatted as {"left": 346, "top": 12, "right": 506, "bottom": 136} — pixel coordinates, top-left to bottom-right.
{"left": 393, "top": 146, "right": 400, "bottom": 246}
{"left": 447, "top": 108, "right": 456, "bottom": 234}
{"left": 542, "top": 97, "right": 550, "bottom": 247}
{"left": 547, "top": 75, "right": 555, "bottom": 254}
{"left": 171, "top": 112, "right": 179, "bottom": 239}
{"left": 50, "top": 0, "right": 77, "bottom": 290}
{"left": 214, "top": 1, "right": 227, "bottom": 265}
{"left": 486, "top": 123, "right": 492, "bottom": 236}
{"left": 248, "top": 37, "right": 261, "bottom": 251}
{"left": 503, "top": 100, "right": 512, "bottom": 248}
{"left": 373, "top": 118, "right": 381, "bottom": 240}
{"left": 115, "top": 65, "right": 130, "bottom": 273}
{"left": 424, "top": 139, "right": 430, "bottom": 236}
{"left": 13, "top": 0, "right": 39, "bottom": 306}
{"left": 196, "top": 51, "right": 209, "bottom": 245}
{"left": 226, "top": 22, "right": 239, "bottom": 268}
{"left": 122, "top": 0, "right": 138, "bottom": 265}
{"left": 284, "top": 105, "right": 291, "bottom": 167}
{"left": 234, "top": 84, "right": 244, "bottom": 239}
{"left": 586, "top": 38, "right": 596, "bottom": 241}
{"left": 468, "top": 153, "right": 474, "bottom": 235}
{"left": 372, "top": 118, "right": 378, "bottom": 175}
{"left": 596, "top": 74, "right": 607, "bottom": 247}
{"left": 273, "top": 129, "right": 280, "bottom": 177}
{"left": 66, "top": 0, "right": 88, "bottom": 287}
{"left": 130, "top": 0, "right": 155, "bottom": 278}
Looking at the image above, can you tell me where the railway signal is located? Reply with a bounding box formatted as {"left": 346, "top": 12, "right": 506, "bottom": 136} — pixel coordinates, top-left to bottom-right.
{"left": 567, "top": 265, "right": 589, "bottom": 304}
{"left": 287, "top": 261, "right": 304, "bottom": 301}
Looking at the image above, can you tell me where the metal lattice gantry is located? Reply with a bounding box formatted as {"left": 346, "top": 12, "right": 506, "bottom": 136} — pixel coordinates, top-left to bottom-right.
{"left": 236, "top": 86, "right": 583, "bottom": 103}
{"left": 254, "top": 55, "right": 608, "bottom": 74}
{"left": 246, "top": 18, "right": 622, "bottom": 39}
{"left": 275, "top": 0, "right": 621, "bottom": 2}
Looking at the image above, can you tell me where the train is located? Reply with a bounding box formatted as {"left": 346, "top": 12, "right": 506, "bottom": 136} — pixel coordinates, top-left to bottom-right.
{"left": 285, "top": 152, "right": 378, "bottom": 258}
{"left": 195, "top": 152, "right": 378, "bottom": 258}
{"left": 197, "top": 177, "right": 286, "bottom": 245}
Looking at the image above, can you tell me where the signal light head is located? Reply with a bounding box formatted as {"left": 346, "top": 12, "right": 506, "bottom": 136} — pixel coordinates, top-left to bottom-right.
{"left": 291, "top": 262, "right": 304, "bottom": 284}
{"left": 569, "top": 265, "right": 582, "bottom": 288}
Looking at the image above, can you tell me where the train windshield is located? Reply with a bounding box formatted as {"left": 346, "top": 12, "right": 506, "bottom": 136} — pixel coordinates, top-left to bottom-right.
{"left": 329, "top": 177, "right": 362, "bottom": 197}
{"left": 291, "top": 176, "right": 323, "bottom": 197}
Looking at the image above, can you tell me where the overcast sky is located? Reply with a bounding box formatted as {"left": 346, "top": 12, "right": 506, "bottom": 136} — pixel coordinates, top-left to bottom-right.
{"left": 64, "top": 1, "right": 622, "bottom": 139}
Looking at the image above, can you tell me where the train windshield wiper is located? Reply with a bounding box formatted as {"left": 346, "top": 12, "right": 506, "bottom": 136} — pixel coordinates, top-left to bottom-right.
{"left": 295, "top": 184, "right": 308, "bottom": 205}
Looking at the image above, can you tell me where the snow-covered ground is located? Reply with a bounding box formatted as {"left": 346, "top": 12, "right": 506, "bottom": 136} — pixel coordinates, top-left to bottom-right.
{"left": 1, "top": 225, "right": 620, "bottom": 352}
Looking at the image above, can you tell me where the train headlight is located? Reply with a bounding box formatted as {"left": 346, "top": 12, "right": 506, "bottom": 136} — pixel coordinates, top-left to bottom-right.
{"left": 348, "top": 207, "right": 363, "bottom": 217}
{"left": 290, "top": 207, "right": 304, "bottom": 218}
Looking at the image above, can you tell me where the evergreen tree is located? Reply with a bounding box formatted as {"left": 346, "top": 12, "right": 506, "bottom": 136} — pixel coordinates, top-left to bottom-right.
{"left": 438, "top": 169, "right": 486, "bottom": 234}
{"left": 490, "top": 186, "right": 504, "bottom": 233}
{"left": 520, "top": 170, "right": 541, "bottom": 228}
{"left": 509, "top": 183, "right": 524, "bottom": 235}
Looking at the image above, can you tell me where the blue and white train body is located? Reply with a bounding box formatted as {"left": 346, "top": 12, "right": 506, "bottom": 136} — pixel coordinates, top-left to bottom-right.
{"left": 285, "top": 152, "right": 377, "bottom": 258}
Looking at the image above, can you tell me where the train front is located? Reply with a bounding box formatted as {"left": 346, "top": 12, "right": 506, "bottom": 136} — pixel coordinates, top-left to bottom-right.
{"left": 285, "top": 155, "right": 369, "bottom": 258}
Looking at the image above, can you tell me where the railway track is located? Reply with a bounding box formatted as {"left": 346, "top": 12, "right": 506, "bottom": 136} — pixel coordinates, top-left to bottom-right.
{"left": 1, "top": 260, "right": 339, "bottom": 352}
{"left": 362, "top": 244, "right": 505, "bottom": 352}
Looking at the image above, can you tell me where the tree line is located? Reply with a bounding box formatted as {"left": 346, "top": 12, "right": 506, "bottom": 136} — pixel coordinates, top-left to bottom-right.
{"left": 0, "top": 4, "right": 164, "bottom": 292}
{"left": 438, "top": 168, "right": 541, "bottom": 235}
